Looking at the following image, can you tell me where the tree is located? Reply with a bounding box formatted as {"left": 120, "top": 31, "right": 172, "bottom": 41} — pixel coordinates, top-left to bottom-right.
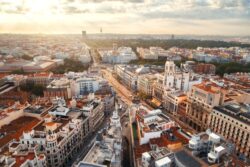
{"left": 85, "top": 39, "right": 250, "bottom": 50}
{"left": 214, "top": 62, "right": 250, "bottom": 77}
{"left": 20, "top": 82, "right": 45, "bottom": 96}
{"left": 32, "top": 85, "right": 45, "bottom": 96}
{"left": 51, "top": 58, "right": 90, "bottom": 74}
{"left": 21, "top": 54, "right": 33, "bottom": 60}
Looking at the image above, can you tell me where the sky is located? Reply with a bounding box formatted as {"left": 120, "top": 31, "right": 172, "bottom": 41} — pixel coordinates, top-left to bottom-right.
{"left": 0, "top": 0, "right": 249, "bottom": 36}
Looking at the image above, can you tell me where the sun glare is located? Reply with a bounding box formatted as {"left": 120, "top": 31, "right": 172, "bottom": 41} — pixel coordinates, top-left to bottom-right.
{"left": 25, "top": 0, "right": 57, "bottom": 14}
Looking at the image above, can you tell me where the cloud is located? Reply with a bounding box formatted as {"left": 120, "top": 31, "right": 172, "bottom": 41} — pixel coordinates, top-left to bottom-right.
{"left": 80, "top": 0, "right": 144, "bottom": 3}
{"left": 139, "top": 0, "right": 250, "bottom": 20}
{"left": 142, "top": 8, "right": 250, "bottom": 20}
{"left": 63, "top": 6, "right": 89, "bottom": 14}
{"left": 1, "top": 0, "right": 249, "bottom": 17}
{"left": 0, "top": 5, "right": 29, "bottom": 14}
{"left": 0, "top": 0, "right": 249, "bottom": 35}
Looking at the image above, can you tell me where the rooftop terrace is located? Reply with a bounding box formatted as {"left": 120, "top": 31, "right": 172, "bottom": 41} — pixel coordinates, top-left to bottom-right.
{"left": 134, "top": 127, "right": 189, "bottom": 159}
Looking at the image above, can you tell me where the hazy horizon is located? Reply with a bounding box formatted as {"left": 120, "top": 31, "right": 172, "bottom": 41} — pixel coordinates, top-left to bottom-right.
{"left": 0, "top": 32, "right": 249, "bottom": 38}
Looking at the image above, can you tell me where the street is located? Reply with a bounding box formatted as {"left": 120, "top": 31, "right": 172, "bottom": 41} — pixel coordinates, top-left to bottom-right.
{"left": 88, "top": 48, "right": 196, "bottom": 167}
{"left": 102, "top": 69, "right": 133, "bottom": 105}
{"left": 68, "top": 116, "right": 110, "bottom": 167}
{"left": 102, "top": 68, "right": 196, "bottom": 133}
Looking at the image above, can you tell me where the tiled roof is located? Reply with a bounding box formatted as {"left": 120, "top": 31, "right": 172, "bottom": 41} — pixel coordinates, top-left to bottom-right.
{"left": 0, "top": 116, "right": 40, "bottom": 148}
{"left": 13, "top": 152, "right": 35, "bottom": 167}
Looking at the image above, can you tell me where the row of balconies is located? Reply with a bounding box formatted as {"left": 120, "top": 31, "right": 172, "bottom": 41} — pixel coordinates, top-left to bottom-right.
{"left": 45, "top": 125, "right": 84, "bottom": 166}
{"left": 211, "top": 118, "right": 249, "bottom": 140}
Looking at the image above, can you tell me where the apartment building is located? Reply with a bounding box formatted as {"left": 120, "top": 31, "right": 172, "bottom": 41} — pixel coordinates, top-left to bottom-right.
{"left": 136, "top": 108, "right": 175, "bottom": 145}
{"left": 0, "top": 141, "right": 46, "bottom": 167}
{"left": 102, "top": 95, "right": 115, "bottom": 116}
{"left": 75, "top": 77, "right": 101, "bottom": 95}
{"left": 186, "top": 82, "right": 226, "bottom": 131}
{"left": 194, "top": 63, "right": 216, "bottom": 75}
{"left": 134, "top": 122, "right": 189, "bottom": 167}
{"left": 32, "top": 114, "right": 89, "bottom": 167}
{"left": 82, "top": 98, "right": 104, "bottom": 131}
{"left": 137, "top": 47, "right": 158, "bottom": 60}
{"left": 98, "top": 45, "right": 137, "bottom": 64}
{"left": 114, "top": 65, "right": 141, "bottom": 91}
{"left": 0, "top": 59, "right": 57, "bottom": 73}
{"left": 181, "top": 61, "right": 216, "bottom": 75}
{"left": 224, "top": 73, "right": 250, "bottom": 88}
{"left": 152, "top": 73, "right": 164, "bottom": 101}
{"left": 44, "top": 78, "right": 73, "bottom": 99}
{"left": 210, "top": 103, "right": 250, "bottom": 159}
{"left": 78, "top": 108, "right": 122, "bottom": 167}
{"left": 137, "top": 74, "right": 157, "bottom": 96}
{"left": 163, "top": 89, "right": 187, "bottom": 114}
{"left": 115, "top": 64, "right": 162, "bottom": 92}
{"left": 0, "top": 110, "right": 90, "bottom": 167}
{"left": 26, "top": 72, "right": 53, "bottom": 86}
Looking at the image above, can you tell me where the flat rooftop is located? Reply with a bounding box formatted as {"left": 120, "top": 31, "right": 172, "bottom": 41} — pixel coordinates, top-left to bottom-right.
{"left": 175, "top": 150, "right": 202, "bottom": 167}
{"left": 67, "top": 110, "right": 85, "bottom": 119}
{"left": 193, "top": 82, "right": 221, "bottom": 94}
{"left": 24, "top": 106, "right": 47, "bottom": 114}
{"left": 150, "top": 147, "right": 171, "bottom": 160}
{"left": 214, "top": 104, "right": 250, "bottom": 125}
{"left": 33, "top": 117, "right": 70, "bottom": 133}
{"left": 134, "top": 127, "right": 189, "bottom": 159}
{"left": 83, "top": 142, "right": 112, "bottom": 166}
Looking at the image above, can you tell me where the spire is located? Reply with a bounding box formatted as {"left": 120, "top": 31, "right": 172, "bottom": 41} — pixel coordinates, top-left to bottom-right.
{"left": 113, "top": 101, "right": 119, "bottom": 118}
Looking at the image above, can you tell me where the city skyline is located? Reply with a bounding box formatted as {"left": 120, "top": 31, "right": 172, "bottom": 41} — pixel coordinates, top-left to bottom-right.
{"left": 0, "top": 0, "right": 250, "bottom": 36}
{"left": 0, "top": 17, "right": 250, "bottom": 166}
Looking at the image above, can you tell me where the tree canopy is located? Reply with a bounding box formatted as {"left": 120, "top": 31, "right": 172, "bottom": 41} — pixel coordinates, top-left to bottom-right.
{"left": 86, "top": 39, "right": 250, "bottom": 50}
{"left": 51, "top": 58, "right": 90, "bottom": 74}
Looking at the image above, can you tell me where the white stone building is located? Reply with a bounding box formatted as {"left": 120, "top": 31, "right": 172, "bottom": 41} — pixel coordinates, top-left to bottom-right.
{"left": 137, "top": 74, "right": 157, "bottom": 96}
{"left": 75, "top": 77, "right": 101, "bottom": 95}
{"left": 137, "top": 47, "right": 158, "bottom": 60}
{"left": 82, "top": 98, "right": 105, "bottom": 131}
{"left": 163, "top": 61, "right": 202, "bottom": 105}
{"left": 136, "top": 107, "right": 175, "bottom": 145}
{"left": 99, "top": 45, "right": 137, "bottom": 64}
